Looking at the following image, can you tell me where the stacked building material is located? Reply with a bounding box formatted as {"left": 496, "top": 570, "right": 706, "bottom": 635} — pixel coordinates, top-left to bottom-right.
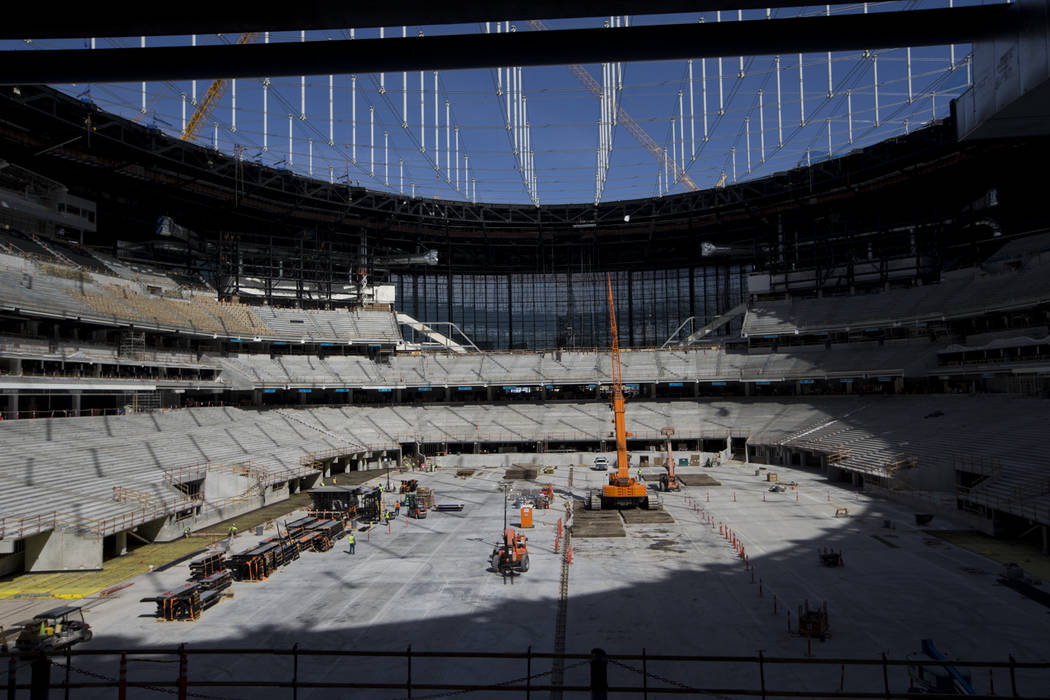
{"left": 262, "top": 537, "right": 302, "bottom": 568}
{"left": 309, "top": 519, "right": 345, "bottom": 542}
{"left": 228, "top": 539, "right": 297, "bottom": 581}
{"left": 142, "top": 584, "right": 203, "bottom": 621}
{"left": 188, "top": 553, "right": 226, "bottom": 581}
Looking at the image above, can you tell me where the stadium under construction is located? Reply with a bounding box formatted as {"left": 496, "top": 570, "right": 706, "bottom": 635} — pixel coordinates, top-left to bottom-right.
{"left": 1, "top": 2, "right": 1050, "bottom": 697}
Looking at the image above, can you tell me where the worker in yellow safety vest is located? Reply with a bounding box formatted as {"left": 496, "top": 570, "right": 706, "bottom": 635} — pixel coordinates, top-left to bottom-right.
{"left": 347, "top": 533, "right": 356, "bottom": 554}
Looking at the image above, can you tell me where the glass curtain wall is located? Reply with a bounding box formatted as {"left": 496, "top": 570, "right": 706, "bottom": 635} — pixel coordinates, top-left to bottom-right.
{"left": 391, "top": 265, "right": 749, "bottom": 350}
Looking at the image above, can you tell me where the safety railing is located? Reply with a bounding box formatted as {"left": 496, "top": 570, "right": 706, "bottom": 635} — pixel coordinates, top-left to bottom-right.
{"left": 4, "top": 646, "right": 1049, "bottom": 698}
{"left": 392, "top": 428, "right": 744, "bottom": 445}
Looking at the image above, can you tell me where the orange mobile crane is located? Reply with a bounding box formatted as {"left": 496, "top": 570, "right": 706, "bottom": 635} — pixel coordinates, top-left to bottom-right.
{"left": 591, "top": 273, "right": 650, "bottom": 510}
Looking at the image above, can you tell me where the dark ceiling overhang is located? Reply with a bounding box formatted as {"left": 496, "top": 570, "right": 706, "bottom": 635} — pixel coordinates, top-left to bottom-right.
{"left": 0, "top": 1, "right": 945, "bottom": 39}
{"left": 0, "top": 5, "right": 1013, "bottom": 84}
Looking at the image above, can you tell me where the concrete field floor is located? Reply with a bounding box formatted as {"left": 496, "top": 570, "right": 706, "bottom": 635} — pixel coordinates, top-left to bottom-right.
{"left": 7, "top": 461, "right": 1050, "bottom": 698}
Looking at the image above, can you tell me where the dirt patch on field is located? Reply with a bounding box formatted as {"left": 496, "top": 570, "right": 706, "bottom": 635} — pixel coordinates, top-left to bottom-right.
{"left": 572, "top": 510, "right": 626, "bottom": 538}
{"left": 678, "top": 474, "right": 721, "bottom": 487}
{"left": 621, "top": 509, "right": 675, "bottom": 524}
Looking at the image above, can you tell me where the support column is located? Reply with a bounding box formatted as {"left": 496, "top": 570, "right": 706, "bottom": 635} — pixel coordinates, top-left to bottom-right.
{"left": 694, "top": 382, "right": 700, "bottom": 397}
{"left": 2, "top": 391, "right": 17, "bottom": 420}
{"left": 486, "top": 386, "right": 495, "bottom": 401}
{"left": 71, "top": 392, "right": 81, "bottom": 418}
{"left": 444, "top": 387, "right": 452, "bottom": 401}
{"left": 115, "top": 530, "right": 127, "bottom": 556}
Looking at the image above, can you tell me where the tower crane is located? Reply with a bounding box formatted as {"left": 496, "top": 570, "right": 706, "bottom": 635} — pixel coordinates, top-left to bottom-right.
{"left": 591, "top": 273, "right": 650, "bottom": 510}
{"left": 181, "top": 33, "right": 259, "bottom": 142}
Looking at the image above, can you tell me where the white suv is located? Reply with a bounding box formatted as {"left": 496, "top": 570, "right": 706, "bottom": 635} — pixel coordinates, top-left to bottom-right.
{"left": 591, "top": 456, "right": 609, "bottom": 471}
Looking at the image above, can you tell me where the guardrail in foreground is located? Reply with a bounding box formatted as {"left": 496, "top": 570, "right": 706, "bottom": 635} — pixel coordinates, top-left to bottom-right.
{"left": 3, "top": 646, "right": 1048, "bottom": 699}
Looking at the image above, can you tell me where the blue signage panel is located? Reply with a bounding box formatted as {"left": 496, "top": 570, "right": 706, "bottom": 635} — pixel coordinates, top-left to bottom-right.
{"left": 668, "top": 382, "right": 684, "bottom": 387}
{"left": 799, "top": 379, "right": 815, "bottom": 384}
{"left": 263, "top": 389, "right": 276, "bottom": 393}
{"left": 335, "top": 389, "right": 349, "bottom": 393}
{"left": 711, "top": 381, "right": 727, "bottom": 386}
{"left": 839, "top": 378, "right": 853, "bottom": 383}
{"left": 458, "top": 386, "right": 472, "bottom": 391}
{"left": 756, "top": 381, "right": 771, "bottom": 385}
{"left": 298, "top": 389, "right": 312, "bottom": 393}
{"left": 877, "top": 377, "right": 892, "bottom": 382}
{"left": 417, "top": 387, "right": 432, "bottom": 392}
{"left": 377, "top": 388, "right": 393, "bottom": 393}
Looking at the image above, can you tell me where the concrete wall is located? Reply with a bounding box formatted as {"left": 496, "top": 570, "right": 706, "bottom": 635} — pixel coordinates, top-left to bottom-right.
{"left": 0, "top": 551, "right": 24, "bottom": 578}
{"left": 23, "top": 528, "right": 102, "bottom": 572}
{"left": 205, "top": 471, "right": 255, "bottom": 500}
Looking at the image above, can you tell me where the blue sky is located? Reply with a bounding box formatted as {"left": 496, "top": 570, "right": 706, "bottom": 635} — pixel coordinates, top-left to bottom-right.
{"left": 8, "top": 2, "right": 980, "bottom": 205}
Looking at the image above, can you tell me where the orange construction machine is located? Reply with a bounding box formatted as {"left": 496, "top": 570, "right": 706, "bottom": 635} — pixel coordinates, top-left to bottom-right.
{"left": 490, "top": 528, "right": 530, "bottom": 574}
{"left": 658, "top": 427, "right": 681, "bottom": 492}
{"left": 592, "top": 273, "right": 651, "bottom": 510}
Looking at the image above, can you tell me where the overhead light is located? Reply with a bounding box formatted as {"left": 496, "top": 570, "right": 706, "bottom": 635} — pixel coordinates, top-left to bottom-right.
{"left": 623, "top": 215, "right": 631, "bottom": 223}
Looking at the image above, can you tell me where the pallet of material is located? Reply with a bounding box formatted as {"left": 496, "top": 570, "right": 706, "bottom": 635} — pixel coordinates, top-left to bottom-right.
{"left": 504, "top": 465, "right": 539, "bottom": 480}
{"left": 262, "top": 537, "right": 303, "bottom": 568}
{"left": 188, "top": 553, "right": 226, "bottom": 581}
{"left": 435, "top": 504, "right": 464, "bottom": 512}
{"left": 415, "top": 488, "right": 436, "bottom": 508}
{"left": 285, "top": 516, "right": 318, "bottom": 536}
{"left": 307, "top": 518, "right": 345, "bottom": 542}
{"left": 292, "top": 529, "right": 333, "bottom": 553}
{"left": 197, "top": 570, "right": 232, "bottom": 593}
{"left": 142, "top": 584, "right": 205, "bottom": 621}
{"left": 227, "top": 539, "right": 299, "bottom": 582}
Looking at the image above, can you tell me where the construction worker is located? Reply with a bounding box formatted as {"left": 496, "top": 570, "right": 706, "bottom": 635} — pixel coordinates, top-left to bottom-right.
{"left": 394, "top": 499, "right": 401, "bottom": 516}
{"left": 347, "top": 532, "right": 356, "bottom": 554}
{"left": 228, "top": 524, "right": 238, "bottom": 539}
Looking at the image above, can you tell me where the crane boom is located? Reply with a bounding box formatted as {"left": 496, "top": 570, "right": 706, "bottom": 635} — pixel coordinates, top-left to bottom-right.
{"left": 181, "top": 33, "right": 258, "bottom": 142}
{"left": 599, "top": 272, "right": 648, "bottom": 509}
{"left": 607, "top": 273, "right": 630, "bottom": 480}
{"left": 527, "top": 20, "right": 698, "bottom": 192}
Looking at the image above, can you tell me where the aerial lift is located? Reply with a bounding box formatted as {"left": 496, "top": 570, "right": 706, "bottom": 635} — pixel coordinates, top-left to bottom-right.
{"left": 658, "top": 427, "right": 681, "bottom": 492}
{"left": 490, "top": 528, "right": 530, "bottom": 574}
{"left": 592, "top": 273, "right": 650, "bottom": 510}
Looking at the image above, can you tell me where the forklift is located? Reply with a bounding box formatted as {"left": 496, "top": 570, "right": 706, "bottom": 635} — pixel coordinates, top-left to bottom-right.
{"left": 405, "top": 492, "right": 428, "bottom": 518}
